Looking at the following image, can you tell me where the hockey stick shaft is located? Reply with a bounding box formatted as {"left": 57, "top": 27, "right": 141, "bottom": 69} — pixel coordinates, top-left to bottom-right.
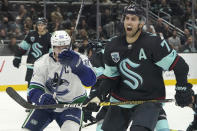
{"left": 6, "top": 87, "right": 175, "bottom": 109}
{"left": 100, "top": 99, "right": 175, "bottom": 106}
{"left": 74, "top": 0, "right": 85, "bottom": 31}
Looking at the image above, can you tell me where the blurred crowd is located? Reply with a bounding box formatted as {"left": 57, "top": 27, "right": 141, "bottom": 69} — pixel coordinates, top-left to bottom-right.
{"left": 0, "top": 0, "right": 197, "bottom": 55}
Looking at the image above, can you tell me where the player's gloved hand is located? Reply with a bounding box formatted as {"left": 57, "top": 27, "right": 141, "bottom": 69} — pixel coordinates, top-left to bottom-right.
{"left": 58, "top": 50, "right": 82, "bottom": 70}
{"left": 38, "top": 93, "right": 57, "bottom": 105}
{"left": 83, "top": 110, "right": 97, "bottom": 123}
{"left": 13, "top": 57, "right": 21, "bottom": 68}
{"left": 83, "top": 89, "right": 101, "bottom": 112}
{"left": 175, "top": 83, "right": 194, "bottom": 107}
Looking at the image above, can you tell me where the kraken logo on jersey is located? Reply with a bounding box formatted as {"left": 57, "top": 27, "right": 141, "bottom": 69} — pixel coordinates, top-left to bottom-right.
{"left": 31, "top": 42, "right": 43, "bottom": 58}
{"left": 30, "top": 36, "right": 35, "bottom": 42}
{"left": 119, "top": 58, "right": 143, "bottom": 89}
{"left": 46, "top": 73, "right": 70, "bottom": 96}
{"left": 111, "top": 52, "right": 120, "bottom": 63}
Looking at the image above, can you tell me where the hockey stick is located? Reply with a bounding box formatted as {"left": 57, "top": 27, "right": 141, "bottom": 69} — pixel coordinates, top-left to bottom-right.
{"left": 71, "top": 0, "right": 85, "bottom": 48}
{"left": 6, "top": 87, "right": 175, "bottom": 109}
{"left": 6, "top": 87, "right": 83, "bottom": 109}
{"left": 82, "top": 121, "right": 97, "bottom": 128}
{"left": 74, "top": 0, "right": 85, "bottom": 32}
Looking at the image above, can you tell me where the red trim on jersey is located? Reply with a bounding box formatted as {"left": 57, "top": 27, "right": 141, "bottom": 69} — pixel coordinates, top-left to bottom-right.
{"left": 169, "top": 56, "right": 180, "bottom": 70}
{"left": 111, "top": 92, "right": 166, "bottom": 101}
{"left": 98, "top": 75, "right": 118, "bottom": 80}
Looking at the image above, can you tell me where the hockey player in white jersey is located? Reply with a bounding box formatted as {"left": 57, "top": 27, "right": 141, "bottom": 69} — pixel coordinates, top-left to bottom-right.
{"left": 21, "top": 30, "right": 96, "bottom": 131}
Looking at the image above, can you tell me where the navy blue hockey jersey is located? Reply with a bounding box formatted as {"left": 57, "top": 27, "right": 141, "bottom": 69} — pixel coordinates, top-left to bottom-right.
{"left": 103, "top": 32, "right": 177, "bottom": 102}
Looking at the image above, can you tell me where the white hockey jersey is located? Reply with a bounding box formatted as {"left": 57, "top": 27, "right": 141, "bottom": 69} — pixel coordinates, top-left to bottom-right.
{"left": 30, "top": 52, "right": 93, "bottom": 104}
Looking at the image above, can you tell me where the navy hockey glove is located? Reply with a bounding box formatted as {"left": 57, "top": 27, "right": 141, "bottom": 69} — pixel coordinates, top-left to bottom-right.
{"left": 83, "top": 110, "right": 97, "bottom": 123}
{"left": 175, "top": 83, "right": 194, "bottom": 107}
{"left": 58, "top": 50, "right": 82, "bottom": 70}
{"left": 13, "top": 57, "right": 21, "bottom": 68}
{"left": 38, "top": 93, "right": 57, "bottom": 105}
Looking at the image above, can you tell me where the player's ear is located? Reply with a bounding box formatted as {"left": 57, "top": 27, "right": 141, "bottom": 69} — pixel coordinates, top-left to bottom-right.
{"left": 139, "top": 22, "right": 145, "bottom": 28}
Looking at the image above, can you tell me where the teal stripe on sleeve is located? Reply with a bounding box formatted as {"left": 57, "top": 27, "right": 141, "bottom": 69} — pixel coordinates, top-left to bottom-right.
{"left": 19, "top": 40, "right": 30, "bottom": 50}
{"left": 94, "top": 67, "right": 105, "bottom": 77}
{"left": 103, "top": 64, "right": 120, "bottom": 77}
{"left": 155, "top": 119, "right": 170, "bottom": 131}
{"left": 155, "top": 50, "right": 177, "bottom": 71}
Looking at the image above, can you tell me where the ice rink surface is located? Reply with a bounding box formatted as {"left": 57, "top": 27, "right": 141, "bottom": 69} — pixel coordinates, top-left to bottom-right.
{"left": 0, "top": 85, "right": 197, "bottom": 131}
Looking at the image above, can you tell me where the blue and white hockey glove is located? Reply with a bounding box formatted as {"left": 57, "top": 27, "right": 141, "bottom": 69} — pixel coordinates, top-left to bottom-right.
{"left": 175, "top": 83, "right": 194, "bottom": 107}
{"left": 38, "top": 93, "right": 57, "bottom": 105}
{"left": 58, "top": 50, "right": 82, "bottom": 70}
{"left": 28, "top": 88, "right": 57, "bottom": 105}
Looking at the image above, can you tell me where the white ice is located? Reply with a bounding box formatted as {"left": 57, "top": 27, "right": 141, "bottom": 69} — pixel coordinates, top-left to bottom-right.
{"left": 0, "top": 85, "right": 196, "bottom": 131}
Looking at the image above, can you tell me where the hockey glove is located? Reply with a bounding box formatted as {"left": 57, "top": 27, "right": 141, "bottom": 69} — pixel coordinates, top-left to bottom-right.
{"left": 82, "top": 89, "right": 101, "bottom": 112}
{"left": 83, "top": 110, "right": 97, "bottom": 123}
{"left": 38, "top": 93, "right": 57, "bottom": 105}
{"left": 13, "top": 57, "right": 21, "bottom": 68}
{"left": 58, "top": 50, "right": 82, "bottom": 70}
{"left": 175, "top": 83, "right": 194, "bottom": 107}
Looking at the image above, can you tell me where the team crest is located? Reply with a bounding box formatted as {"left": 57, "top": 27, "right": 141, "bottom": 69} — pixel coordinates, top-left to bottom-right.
{"left": 30, "top": 37, "right": 35, "bottom": 42}
{"left": 111, "top": 52, "right": 120, "bottom": 63}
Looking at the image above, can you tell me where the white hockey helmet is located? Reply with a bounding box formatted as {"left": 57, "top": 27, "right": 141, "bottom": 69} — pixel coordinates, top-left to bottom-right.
{"left": 51, "top": 30, "right": 71, "bottom": 48}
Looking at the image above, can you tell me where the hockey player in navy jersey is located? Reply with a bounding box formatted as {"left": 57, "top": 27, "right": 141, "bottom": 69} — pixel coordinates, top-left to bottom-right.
{"left": 21, "top": 30, "right": 96, "bottom": 131}
{"left": 83, "top": 4, "right": 194, "bottom": 131}
{"left": 13, "top": 17, "right": 51, "bottom": 105}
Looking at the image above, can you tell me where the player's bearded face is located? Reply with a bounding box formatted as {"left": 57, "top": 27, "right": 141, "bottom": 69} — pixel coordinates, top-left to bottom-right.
{"left": 53, "top": 45, "right": 69, "bottom": 61}
{"left": 124, "top": 14, "right": 141, "bottom": 37}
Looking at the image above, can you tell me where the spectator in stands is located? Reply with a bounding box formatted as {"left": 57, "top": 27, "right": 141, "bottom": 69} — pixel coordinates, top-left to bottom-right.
{"left": 17, "top": 4, "right": 28, "bottom": 27}
{"left": 154, "top": 18, "right": 165, "bottom": 36}
{"left": 78, "top": 19, "right": 89, "bottom": 30}
{"left": 9, "top": 16, "right": 23, "bottom": 34}
{"left": 13, "top": 26, "right": 24, "bottom": 40}
{"left": 8, "top": 35, "right": 18, "bottom": 54}
{"left": 24, "top": 17, "right": 33, "bottom": 32}
{"left": 0, "top": 28, "right": 8, "bottom": 40}
{"left": 143, "top": 21, "right": 156, "bottom": 35}
{"left": 0, "top": 16, "right": 9, "bottom": 30}
{"left": 101, "top": 8, "right": 113, "bottom": 26}
{"left": 78, "top": 36, "right": 91, "bottom": 57}
{"left": 180, "top": 28, "right": 191, "bottom": 45}
{"left": 48, "top": 10, "right": 64, "bottom": 32}
{"left": 163, "top": 24, "right": 172, "bottom": 39}
{"left": 158, "top": 0, "right": 172, "bottom": 21}
{"left": 183, "top": 6, "right": 192, "bottom": 25}
{"left": 179, "top": 35, "right": 196, "bottom": 53}
{"left": 76, "top": 28, "right": 89, "bottom": 40}
{"left": 168, "top": 29, "right": 181, "bottom": 51}
{"left": 98, "top": 25, "right": 108, "bottom": 40}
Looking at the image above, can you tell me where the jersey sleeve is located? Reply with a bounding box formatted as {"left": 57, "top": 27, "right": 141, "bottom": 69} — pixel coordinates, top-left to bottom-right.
{"left": 29, "top": 57, "right": 48, "bottom": 90}
{"left": 103, "top": 42, "right": 120, "bottom": 78}
{"left": 150, "top": 36, "right": 177, "bottom": 71}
